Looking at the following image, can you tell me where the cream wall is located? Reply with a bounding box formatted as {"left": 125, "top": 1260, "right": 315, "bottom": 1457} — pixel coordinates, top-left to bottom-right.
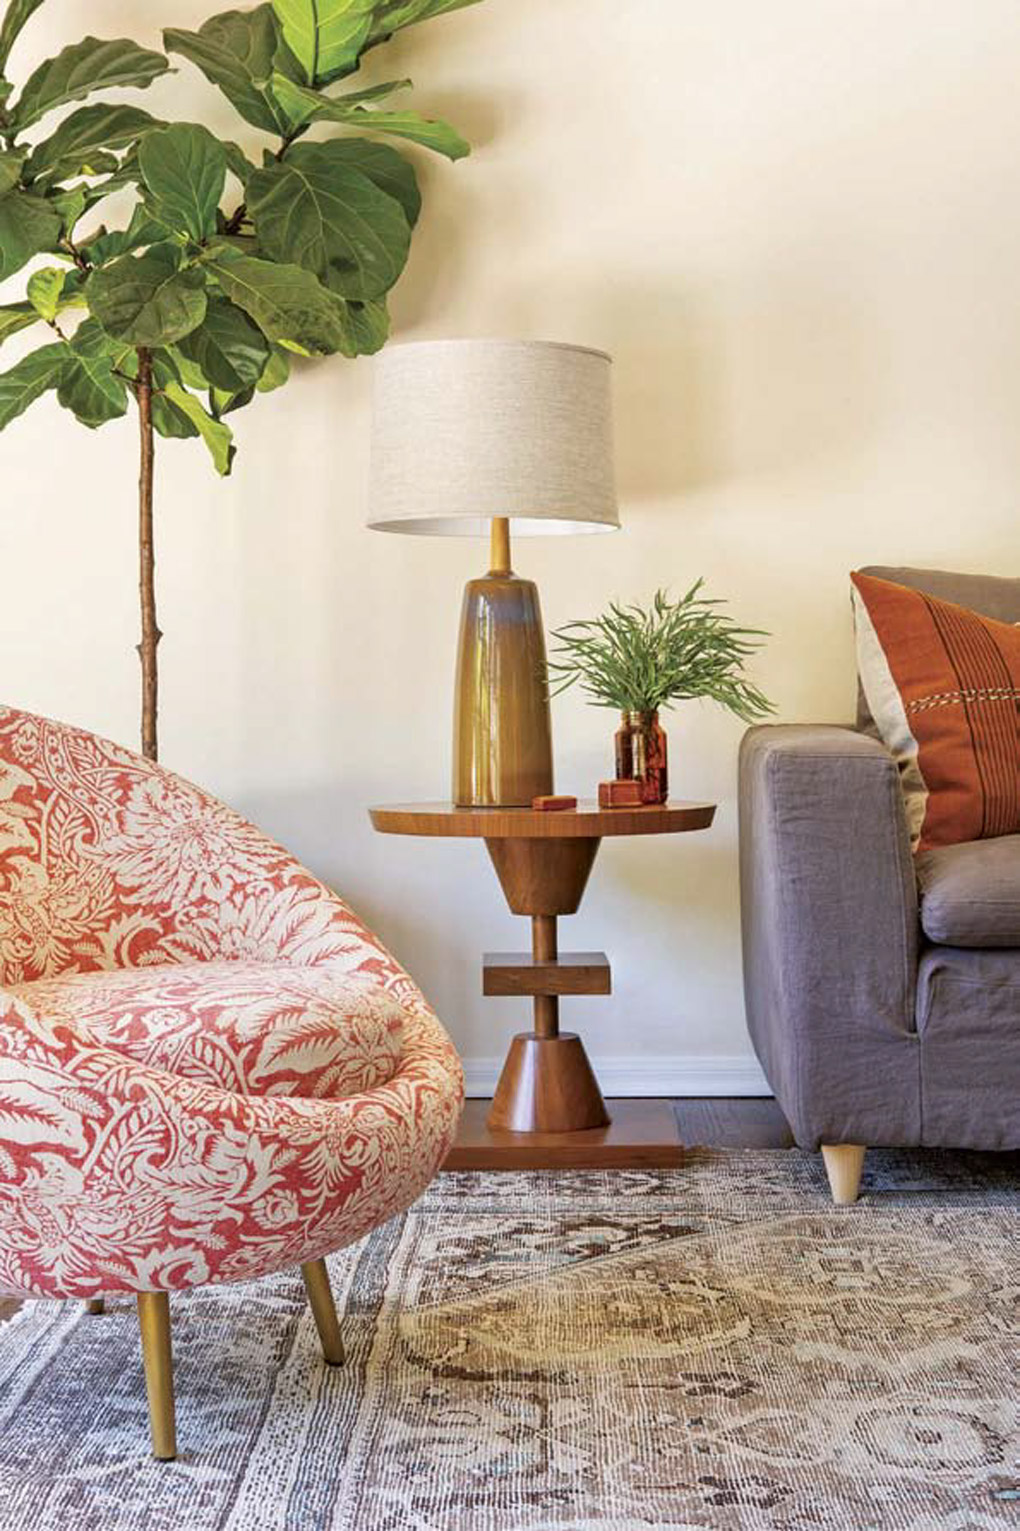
{"left": 2, "top": 1, "right": 1018, "bottom": 1092}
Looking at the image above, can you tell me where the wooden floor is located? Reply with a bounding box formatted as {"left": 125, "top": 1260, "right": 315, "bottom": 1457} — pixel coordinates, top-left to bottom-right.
{"left": 445, "top": 1096, "right": 794, "bottom": 1170}
{"left": 673, "top": 1096, "right": 794, "bottom": 1149}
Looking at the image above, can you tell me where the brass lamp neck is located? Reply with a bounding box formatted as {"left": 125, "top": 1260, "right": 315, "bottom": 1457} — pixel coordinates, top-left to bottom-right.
{"left": 489, "top": 516, "right": 512, "bottom": 576}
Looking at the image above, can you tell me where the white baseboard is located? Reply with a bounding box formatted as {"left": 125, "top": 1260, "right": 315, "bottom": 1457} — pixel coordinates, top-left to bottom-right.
{"left": 462, "top": 1053, "right": 771, "bottom": 1099}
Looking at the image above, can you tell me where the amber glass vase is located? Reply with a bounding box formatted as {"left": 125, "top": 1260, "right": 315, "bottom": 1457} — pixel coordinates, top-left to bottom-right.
{"left": 614, "top": 710, "right": 669, "bottom": 804}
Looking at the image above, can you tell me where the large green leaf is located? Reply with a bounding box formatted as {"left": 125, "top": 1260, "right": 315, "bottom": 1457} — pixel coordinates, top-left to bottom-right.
{"left": 0, "top": 151, "right": 23, "bottom": 194}
{"left": 26, "top": 265, "right": 65, "bottom": 321}
{"left": 86, "top": 243, "right": 207, "bottom": 347}
{"left": 164, "top": 7, "right": 304, "bottom": 136}
{"left": 272, "top": 77, "right": 413, "bottom": 116}
{"left": 49, "top": 183, "right": 87, "bottom": 232}
{"left": 316, "top": 136, "right": 420, "bottom": 225}
{"left": 25, "top": 105, "right": 162, "bottom": 186}
{"left": 13, "top": 37, "right": 169, "bottom": 131}
{"left": 176, "top": 294, "right": 270, "bottom": 390}
{"left": 269, "top": 74, "right": 468, "bottom": 159}
{"left": 147, "top": 350, "right": 196, "bottom": 438}
{"left": 167, "top": 347, "right": 210, "bottom": 391}
{"left": 56, "top": 350, "right": 128, "bottom": 427}
{"left": 139, "top": 124, "right": 226, "bottom": 243}
{"left": 0, "top": 0, "right": 45, "bottom": 75}
{"left": 0, "top": 190, "right": 62, "bottom": 279}
{"left": 60, "top": 149, "right": 118, "bottom": 178}
{"left": 162, "top": 381, "right": 235, "bottom": 473}
{"left": 0, "top": 341, "right": 69, "bottom": 429}
{"left": 0, "top": 301, "right": 38, "bottom": 348}
{"left": 330, "top": 109, "right": 467, "bottom": 161}
{"left": 223, "top": 141, "right": 257, "bottom": 186}
{"left": 203, "top": 249, "right": 347, "bottom": 353}
{"left": 212, "top": 231, "right": 258, "bottom": 255}
{"left": 270, "top": 0, "right": 373, "bottom": 86}
{"left": 152, "top": 395, "right": 198, "bottom": 438}
{"left": 255, "top": 344, "right": 289, "bottom": 392}
{"left": 332, "top": 295, "right": 388, "bottom": 355}
{"left": 209, "top": 382, "right": 254, "bottom": 417}
{"left": 247, "top": 139, "right": 411, "bottom": 300}
{"left": 368, "top": 0, "right": 481, "bottom": 43}
{"left": 70, "top": 315, "right": 134, "bottom": 369}
{"left": 326, "top": 79, "right": 413, "bottom": 106}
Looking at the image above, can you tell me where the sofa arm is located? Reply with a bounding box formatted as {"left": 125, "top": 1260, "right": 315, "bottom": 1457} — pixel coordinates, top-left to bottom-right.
{"left": 738, "top": 725, "right": 921, "bottom": 1148}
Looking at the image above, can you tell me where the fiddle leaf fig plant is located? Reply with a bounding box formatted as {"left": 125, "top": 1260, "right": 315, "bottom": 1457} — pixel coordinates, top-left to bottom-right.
{"left": 0, "top": 0, "right": 480, "bottom": 760}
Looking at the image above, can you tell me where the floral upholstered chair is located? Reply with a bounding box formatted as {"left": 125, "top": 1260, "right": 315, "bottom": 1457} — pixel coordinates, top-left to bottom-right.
{"left": 0, "top": 707, "right": 463, "bottom": 1459}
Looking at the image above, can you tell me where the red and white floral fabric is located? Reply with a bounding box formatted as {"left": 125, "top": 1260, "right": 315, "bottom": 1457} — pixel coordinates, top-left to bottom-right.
{"left": 0, "top": 707, "right": 463, "bottom": 1299}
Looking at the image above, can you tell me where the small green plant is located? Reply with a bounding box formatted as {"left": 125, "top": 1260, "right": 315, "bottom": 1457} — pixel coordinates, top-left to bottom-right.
{"left": 0, "top": 0, "right": 481, "bottom": 760}
{"left": 547, "top": 583, "right": 774, "bottom": 720}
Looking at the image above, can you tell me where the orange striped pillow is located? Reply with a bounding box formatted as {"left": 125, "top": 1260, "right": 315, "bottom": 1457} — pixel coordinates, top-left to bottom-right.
{"left": 851, "top": 572, "right": 1020, "bottom": 852}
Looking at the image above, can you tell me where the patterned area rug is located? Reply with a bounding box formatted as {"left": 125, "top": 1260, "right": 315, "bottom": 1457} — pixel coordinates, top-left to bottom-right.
{"left": 0, "top": 1150, "right": 1016, "bottom": 1531}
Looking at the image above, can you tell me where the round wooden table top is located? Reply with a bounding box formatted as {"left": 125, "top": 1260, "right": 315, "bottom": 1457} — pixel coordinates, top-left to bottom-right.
{"left": 369, "top": 800, "right": 717, "bottom": 839}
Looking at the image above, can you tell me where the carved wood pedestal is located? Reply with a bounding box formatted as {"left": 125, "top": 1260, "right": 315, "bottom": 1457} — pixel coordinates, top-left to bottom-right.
{"left": 483, "top": 837, "right": 608, "bottom": 1132}
{"left": 369, "top": 800, "right": 716, "bottom": 1163}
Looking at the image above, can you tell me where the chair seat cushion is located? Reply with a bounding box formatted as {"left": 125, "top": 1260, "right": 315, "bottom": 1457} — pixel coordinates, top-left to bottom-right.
{"left": 10, "top": 961, "right": 405, "bottom": 1099}
{"left": 916, "top": 835, "right": 1020, "bottom": 947}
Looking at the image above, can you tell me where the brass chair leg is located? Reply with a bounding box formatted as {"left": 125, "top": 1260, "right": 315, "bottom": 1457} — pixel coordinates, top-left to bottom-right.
{"left": 85, "top": 1298, "right": 105, "bottom": 1315}
{"left": 137, "top": 1293, "right": 177, "bottom": 1460}
{"left": 301, "top": 1259, "right": 345, "bottom": 1366}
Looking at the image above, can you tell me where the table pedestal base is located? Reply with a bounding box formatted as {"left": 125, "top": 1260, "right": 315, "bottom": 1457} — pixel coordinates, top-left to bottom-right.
{"left": 488, "top": 1032, "right": 610, "bottom": 1133}
{"left": 447, "top": 1099, "right": 685, "bottom": 1170}
{"left": 370, "top": 799, "right": 717, "bottom": 1161}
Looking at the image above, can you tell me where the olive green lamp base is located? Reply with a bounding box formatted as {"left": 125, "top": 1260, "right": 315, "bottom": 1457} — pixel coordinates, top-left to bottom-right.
{"left": 452, "top": 519, "right": 554, "bottom": 808}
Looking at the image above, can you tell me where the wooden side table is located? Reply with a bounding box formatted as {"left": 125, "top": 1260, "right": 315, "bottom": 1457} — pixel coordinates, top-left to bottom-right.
{"left": 369, "top": 801, "right": 716, "bottom": 1148}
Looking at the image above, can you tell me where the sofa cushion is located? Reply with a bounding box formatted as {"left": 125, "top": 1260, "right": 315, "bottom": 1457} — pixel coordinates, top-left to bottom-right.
{"left": 917, "top": 835, "right": 1020, "bottom": 947}
{"left": 851, "top": 571, "right": 1020, "bottom": 851}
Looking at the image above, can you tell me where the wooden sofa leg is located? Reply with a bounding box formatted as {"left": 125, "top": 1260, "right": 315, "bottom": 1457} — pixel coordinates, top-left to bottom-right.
{"left": 301, "top": 1259, "right": 345, "bottom": 1366}
{"left": 137, "top": 1293, "right": 176, "bottom": 1460}
{"left": 821, "top": 1144, "right": 866, "bottom": 1205}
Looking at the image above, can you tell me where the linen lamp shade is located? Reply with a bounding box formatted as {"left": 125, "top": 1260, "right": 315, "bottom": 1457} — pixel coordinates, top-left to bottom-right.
{"left": 367, "top": 339, "right": 619, "bottom": 808}
{"left": 367, "top": 339, "right": 619, "bottom": 536}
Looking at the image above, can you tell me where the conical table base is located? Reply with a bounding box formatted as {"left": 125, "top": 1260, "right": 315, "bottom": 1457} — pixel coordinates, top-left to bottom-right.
{"left": 488, "top": 1032, "right": 610, "bottom": 1133}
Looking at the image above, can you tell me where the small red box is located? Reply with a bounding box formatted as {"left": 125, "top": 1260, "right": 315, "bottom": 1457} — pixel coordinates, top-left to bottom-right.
{"left": 531, "top": 794, "right": 577, "bottom": 812}
{"left": 598, "top": 779, "right": 644, "bottom": 808}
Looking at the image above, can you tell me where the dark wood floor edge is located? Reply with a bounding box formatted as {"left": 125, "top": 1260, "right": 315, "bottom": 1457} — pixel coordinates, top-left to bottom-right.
{"left": 672, "top": 1096, "right": 795, "bottom": 1149}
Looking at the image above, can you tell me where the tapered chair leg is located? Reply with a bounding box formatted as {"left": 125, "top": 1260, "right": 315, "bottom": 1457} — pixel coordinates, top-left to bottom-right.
{"left": 821, "top": 1144, "right": 866, "bottom": 1205}
{"left": 137, "top": 1293, "right": 176, "bottom": 1460}
{"left": 85, "top": 1298, "right": 105, "bottom": 1315}
{"left": 301, "top": 1259, "right": 345, "bottom": 1366}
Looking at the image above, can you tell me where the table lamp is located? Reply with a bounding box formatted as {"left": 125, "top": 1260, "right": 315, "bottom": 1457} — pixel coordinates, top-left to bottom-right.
{"left": 367, "top": 339, "right": 619, "bottom": 807}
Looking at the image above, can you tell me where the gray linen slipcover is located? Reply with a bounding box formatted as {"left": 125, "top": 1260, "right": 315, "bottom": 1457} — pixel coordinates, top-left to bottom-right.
{"left": 739, "top": 567, "right": 1020, "bottom": 1151}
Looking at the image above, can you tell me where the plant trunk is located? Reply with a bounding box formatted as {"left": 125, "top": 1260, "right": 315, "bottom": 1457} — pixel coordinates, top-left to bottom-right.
{"left": 135, "top": 348, "right": 160, "bottom": 762}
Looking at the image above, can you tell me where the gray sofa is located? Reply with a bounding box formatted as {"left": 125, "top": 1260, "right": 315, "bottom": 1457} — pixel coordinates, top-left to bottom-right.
{"left": 739, "top": 565, "right": 1020, "bottom": 1203}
